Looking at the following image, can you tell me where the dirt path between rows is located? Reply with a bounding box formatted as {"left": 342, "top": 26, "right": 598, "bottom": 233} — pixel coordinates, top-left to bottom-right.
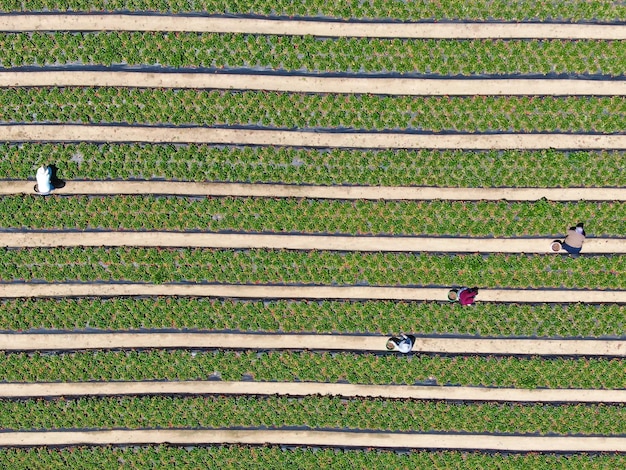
{"left": 0, "top": 283, "right": 623, "bottom": 303}
{"left": 2, "top": 125, "right": 625, "bottom": 149}
{"left": 1, "top": 15, "right": 624, "bottom": 39}
{"left": 1, "top": 231, "right": 623, "bottom": 254}
{"left": 1, "top": 428, "right": 625, "bottom": 451}
{"left": 2, "top": 181, "right": 625, "bottom": 201}
{"left": 3, "top": 71, "right": 626, "bottom": 96}
{"left": 0, "top": 332, "right": 623, "bottom": 356}
{"left": 1, "top": 380, "right": 623, "bottom": 403}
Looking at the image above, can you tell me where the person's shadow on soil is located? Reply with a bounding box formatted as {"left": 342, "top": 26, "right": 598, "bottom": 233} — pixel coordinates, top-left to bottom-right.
{"left": 49, "top": 164, "right": 66, "bottom": 189}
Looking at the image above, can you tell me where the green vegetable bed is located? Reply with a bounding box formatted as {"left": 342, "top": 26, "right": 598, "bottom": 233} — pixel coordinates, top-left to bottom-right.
{"left": 4, "top": 88, "right": 625, "bottom": 133}
{"left": 2, "top": 395, "right": 626, "bottom": 435}
{"left": 1, "top": 350, "right": 622, "bottom": 389}
{"left": 2, "top": 0, "right": 624, "bottom": 22}
{"left": 1, "top": 33, "right": 623, "bottom": 76}
{"left": 0, "top": 446, "right": 623, "bottom": 470}
{"left": 2, "top": 144, "right": 620, "bottom": 188}
{"left": 3, "top": 196, "right": 624, "bottom": 236}
{"left": 4, "top": 298, "right": 625, "bottom": 338}
{"left": 1, "top": 248, "right": 623, "bottom": 288}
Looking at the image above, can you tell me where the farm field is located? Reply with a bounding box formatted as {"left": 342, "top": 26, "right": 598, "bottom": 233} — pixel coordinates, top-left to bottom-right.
{"left": 0, "top": 1, "right": 625, "bottom": 468}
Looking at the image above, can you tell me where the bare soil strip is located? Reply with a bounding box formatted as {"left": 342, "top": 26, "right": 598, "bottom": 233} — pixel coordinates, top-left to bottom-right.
{"left": 2, "top": 181, "right": 625, "bottom": 201}
{"left": 3, "top": 71, "right": 626, "bottom": 96}
{"left": 1, "top": 283, "right": 623, "bottom": 303}
{"left": 1, "top": 15, "right": 624, "bottom": 39}
{"left": 2, "top": 125, "right": 625, "bottom": 149}
{"left": 1, "top": 231, "right": 623, "bottom": 254}
{"left": 1, "top": 429, "right": 625, "bottom": 451}
{"left": 0, "top": 332, "right": 623, "bottom": 356}
{"left": 0, "top": 380, "right": 623, "bottom": 403}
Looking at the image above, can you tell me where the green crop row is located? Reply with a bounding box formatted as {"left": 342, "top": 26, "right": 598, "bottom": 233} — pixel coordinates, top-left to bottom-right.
{"left": 3, "top": 143, "right": 622, "bottom": 188}
{"left": 2, "top": 394, "right": 626, "bottom": 435}
{"left": 3, "top": 298, "right": 625, "bottom": 338}
{"left": 1, "top": 446, "right": 625, "bottom": 470}
{"left": 4, "top": 88, "right": 626, "bottom": 133}
{"left": 0, "top": 447, "right": 622, "bottom": 470}
{"left": 2, "top": 350, "right": 623, "bottom": 389}
{"left": 2, "top": 33, "right": 623, "bottom": 76}
{"left": 1, "top": 248, "right": 623, "bottom": 289}
{"left": 4, "top": 196, "right": 625, "bottom": 237}
{"left": 1, "top": 0, "right": 624, "bottom": 21}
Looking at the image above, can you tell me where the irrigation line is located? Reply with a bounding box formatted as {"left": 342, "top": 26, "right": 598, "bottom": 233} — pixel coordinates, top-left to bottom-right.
{"left": 0, "top": 15, "right": 625, "bottom": 39}
{"left": 1, "top": 428, "right": 626, "bottom": 451}
{"left": 1, "top": 125, "right": 626, "bottom": 149}
{"left": 1, "top": 231, "right": 624, "bottom": 254}
{"left": 1, "top": 380, "right": 624, "bottom": 403}
{"left": 0, "top": 332, "right": 624, "bottom": 356}
{"left": 0, "top": 283, "right": 624, "bottom": 303}
{"left": 2, "top": 181, "right": 626, "bottom": 201}
{"left": 3, "top": 71, "right": 626, "bottom": 96}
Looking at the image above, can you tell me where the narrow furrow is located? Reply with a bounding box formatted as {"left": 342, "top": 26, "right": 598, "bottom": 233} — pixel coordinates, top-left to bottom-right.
{"left": 0, "top": 332, "right": 624, "bottom": 356}
{"left": 1, "top": 231, "right": 623, "bottom": 254}
{"left": 1, "top": 15, "right": 625, "bottom": 39}
{"left": 1, "top": 125, "right": 625, "bottom": 149}
{"left": 2, "top": 181, "right": 626, "bottom": 201}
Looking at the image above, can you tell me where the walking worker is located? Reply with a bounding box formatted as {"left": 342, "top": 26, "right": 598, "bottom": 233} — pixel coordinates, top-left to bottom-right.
{"left": 552, "top": 223, "right": 586, "bottom": 254}
{"left": 34, "top": 165, "right": 53, "bottom": 195}
{"left": 448, "top": 287, "right": 479, "bottom": 306}
{"left": 386, "top": 334, "right": 414, "bottom": 354}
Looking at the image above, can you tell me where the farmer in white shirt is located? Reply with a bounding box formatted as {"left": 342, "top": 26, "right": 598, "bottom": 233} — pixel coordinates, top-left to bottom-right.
{"left": 386, "top": 334, "right": 414, "bottom": 354}
{"left": 34, "top": 165, "right": 53, "bottom": 195}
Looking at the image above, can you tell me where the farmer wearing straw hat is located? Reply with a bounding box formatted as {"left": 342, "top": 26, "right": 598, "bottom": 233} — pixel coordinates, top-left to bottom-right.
{"left": 552, "top": 223, "right": 586, "bottom": 254}
{"left": 448, "top": 287, "right": 479, "bottom": 306}
{"left": 386, "top": 334, "right": 415, "bottom": 354}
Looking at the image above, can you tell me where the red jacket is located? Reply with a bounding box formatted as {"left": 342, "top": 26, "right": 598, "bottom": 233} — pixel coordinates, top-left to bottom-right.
{"left": 459, "top": 289, "right": 477, "bottom": 305}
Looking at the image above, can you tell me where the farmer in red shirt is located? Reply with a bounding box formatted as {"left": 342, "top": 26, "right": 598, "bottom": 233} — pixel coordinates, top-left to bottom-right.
{"left": 448, "top": 287, "right": 479, "bottom": 305}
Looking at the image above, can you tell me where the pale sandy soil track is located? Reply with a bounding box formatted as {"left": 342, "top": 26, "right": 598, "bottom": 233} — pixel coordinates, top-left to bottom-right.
{"left": 1, "top": 15, "right": 624, "bottom": 39}
{"left": 1, "top": 429, "right": 626, "bottom": 452}
{"left": 2, "top": 71, "right": 626, "bottom": 96}
{"left": 0, "top": 332, "right": 623, "bottom": 356}
{"left": 0, "top": 380, "right": 623, "bottom": 403}
{"left": 0, "top": 283, "right": 623, "bottom": 303}
{"left": 1, "top": 125, "right": 625, "bottom": 149}
{"left": 1, "top": 231, "right": 623, "bottom": 254}
{"left": 2, "top": 181, "right": 625, "bottom": 201}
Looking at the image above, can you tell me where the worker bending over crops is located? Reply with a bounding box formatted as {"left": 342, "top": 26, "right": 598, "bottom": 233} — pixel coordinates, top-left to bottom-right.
{"left": 34, "top": 165, "right": 53, "bottom": 195}
{"left": 387, "top": 334, "right": 415, "bottom": 353}
{"left": 552, "top": 223, "right": 586, "bottom": 255}
{"left": 448, "top": 287, "right": 479, "bottom": 306}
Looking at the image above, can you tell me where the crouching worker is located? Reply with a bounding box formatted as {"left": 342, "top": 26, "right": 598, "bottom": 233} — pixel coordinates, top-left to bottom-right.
{"left": 34, "top": 165, "right": 53, "bottom": 195}
{"left": 386, "top": 334, "right": 415, "bottom": 354}
{"left": 448, "top": 287, "right": 479, "bottom": 306}
{"left": 552, "top": 223, "right": 585, "bottom": 254}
